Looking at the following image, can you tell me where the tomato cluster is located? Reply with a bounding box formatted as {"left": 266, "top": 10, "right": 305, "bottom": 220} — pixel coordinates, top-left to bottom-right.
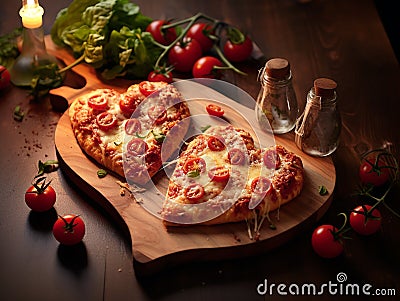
{"left": 145, "top": 16, "right": 253, "bottom": 82}
{"left": 24, "top": 161, "right": 86, "bottom": 246}
{"left": 311, "top": 149, "right": 398, "bottom": 259}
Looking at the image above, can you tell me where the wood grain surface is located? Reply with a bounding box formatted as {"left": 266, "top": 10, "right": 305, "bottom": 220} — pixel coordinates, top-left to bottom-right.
{"left": 52, "top": 56, "right": 336, "bottom": 273}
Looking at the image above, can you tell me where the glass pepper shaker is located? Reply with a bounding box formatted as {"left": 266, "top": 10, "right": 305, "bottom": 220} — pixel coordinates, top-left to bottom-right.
{"left": 294, "top": 78, "right": 341, "bottom": 157}
{"left": 255, "top": 58, "right": 299, "bottom": 134}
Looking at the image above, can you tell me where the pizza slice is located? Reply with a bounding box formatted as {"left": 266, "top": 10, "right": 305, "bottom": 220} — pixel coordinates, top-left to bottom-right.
{"left": 69, "top": 81, "right": 191, "bottom": 185}
{"left": 161, "top": 125, "right": 304, "bottom": 229}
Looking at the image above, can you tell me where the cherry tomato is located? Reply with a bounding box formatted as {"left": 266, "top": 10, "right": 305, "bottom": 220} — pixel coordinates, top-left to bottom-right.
{"left": 223, "top": 35, "right": 253, "bottom": 62}
{"left": 139, "top": 81, "right": 160, "bottom": 97}
{"left": 263, "top": 149, "right": 281, "bottom": 169}
{"left": 251, "top": 176, "right": 272, "bottom": 195}
{"left": 350, "top": 205, "right": 381, "bottom": 235}
{"left": 206, "top": 103, "right": 224, "bottom": 117}
{"left": 186, "top": 23, "right": 214, "bottom": 52}
{"left": 96, "top": 112, "right": 118, "bottom": 131}
{"left": 53, "top": 214, "right": 85, "bottom": 246}
{"left": 87, "top": 93, "right": 109, "bottom": 111}
{"left": 146, "top": 20, "right": 177, "bottom": 46}
{"left": 228, "top": 148, "right": 245, "bottom": 165}
{"left": 124, "top": 118, "right": 142, "bottom": 135}
{"left": 208, "top": 166, "right": 230, "bottom": 182}
{"left": 184, "top": 183, "right": 205, "bottom": 203}
{"left": 207, "top": 136, "right": 226, "bottom": 151}
{"left": 359, "top": 155, "right": 390, "bottom": 187}
{"left": 0, "top": 65, "right": 11, "bottom": 90}
{"left": 192, "top": 56, "right": 223, "bottom": 78}
{"left": 119, "top": 92, "right": 142, "bottom": 118}
{"left": 25, "top": 178, "right": 56, "bottom": 212}
{"left": 311, "top": 225, "right": 343, "bottom": 258}
{"left": 148, "top": 69, "right": 173, "bottom": 84}
{"left": 168, "top": 38, "right": 202, "bottom": 73}
{"left": 183, "top": 157, "right": 206, "bottom": 174}
{"left": 127, "top": 138, "right": 148, "bottom": 156}
{"left": 147, "top": 104, "right": 167, "bottom": 125}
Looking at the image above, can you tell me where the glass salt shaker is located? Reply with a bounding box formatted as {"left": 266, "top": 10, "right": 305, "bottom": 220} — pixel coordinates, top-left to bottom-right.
{"left": 255, "top": 58, "right": 299, "bottom": 134}
{"left": 294, "top": 78, "right": 341, "bottom": 157}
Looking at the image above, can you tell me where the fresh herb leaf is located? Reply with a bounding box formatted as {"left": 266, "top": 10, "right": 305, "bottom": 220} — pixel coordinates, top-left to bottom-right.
{"left": 201, "top": 125, "right": 211, "bottom": 132}
{"left": 318, "top": 185, "right": 328, "bottom": 196}
{"left": 36, "top": 160, "right": 59, "bottom": 177}
{"left": 13, "top": 106, "right": 25, "bottom": 122}
{"left": 151, "top": 130, "right": 166, "bottom": 144}
{"left": 0, "top": 28, "right": 22, "bottom": 69}
{"left": 187, "top": 170, "right": 200, "bottom": 178}
{"left": 97, "top": 169, "right": 108, "bottom": 178}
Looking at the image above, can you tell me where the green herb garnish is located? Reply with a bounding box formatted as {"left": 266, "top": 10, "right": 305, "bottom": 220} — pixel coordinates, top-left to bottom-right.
{"left": 36, "top": 160, "right": 59, "bottom": 177}
{"left": 200, "top": 125, "right": 211, "bottom": 132}
{"left": 318, "top": 185, "right": 328, "bottom": 196}
{"left": 97, "top": 169, "right": 108, "bottom": 178}
{"left": 13, "top": 106, "right": 25, "bottom": 122}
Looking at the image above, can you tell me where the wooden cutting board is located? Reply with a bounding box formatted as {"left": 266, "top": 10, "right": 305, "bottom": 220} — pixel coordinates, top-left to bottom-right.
{"left": 49, "top": 37, "right": 336, "bottom": 274}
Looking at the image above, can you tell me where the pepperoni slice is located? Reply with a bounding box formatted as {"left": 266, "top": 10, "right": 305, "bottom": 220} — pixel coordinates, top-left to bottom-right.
{"left": 263, "top": 149, "right": 281, "bottom": 169}
{"left": 96, "top": 112, "right": 118, "bottom": 131}
{"left": 183, "top": 157, "right": 206, "bottom": 175}
{"left": 228, "top": 148, "right": 245, "bottom": 165}
{"left": 148, "top": 104, "right": 167, "bottom": 125}
{"left": 125, "top": 118, "right": 142, "bottom": 135}
{"left": 251, "top": 176, "right": 272, "bottom": 195}
{"left": 127, "top": 138, "right": 148, "bottom": 156}
{"left": 207, "top": 136, "right": 226, "bottom": 151}
{"left": 184, "top": 183, "right": 205, "bottom": 203}
{"left": 208, "top": 166, "right": 230, "bottom": 182}
{"left": 88, "top": 93, "right": 108, "bottom": 111}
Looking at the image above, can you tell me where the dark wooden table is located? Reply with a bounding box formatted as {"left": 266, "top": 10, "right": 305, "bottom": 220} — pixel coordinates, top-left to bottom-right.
{"left": 1, "top": 1, "right": 399, "bottom": 300}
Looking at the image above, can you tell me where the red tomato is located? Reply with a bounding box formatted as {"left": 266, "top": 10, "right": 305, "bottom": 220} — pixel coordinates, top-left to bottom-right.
{"left": 124, "top": 118, "right": 141, "bottom": 135}
{"left": 148, "top": 69, "right": 173, "bottom": 83}
{"left": 87, "top": 93, "right": 108, "bottom": 111}
{"left": 0, "top": 65, "right": 11, "bottom": 90}
{"left": 186, "top": 23, "right": 214, "bottom": 52}
{"left": 223, "top": 35, "right": 253, "bottom": 62}
{"left": 183, "top": 157, "right": 207, "bottom": 174}
{"left": 208, "top": 166, "right": 230, "bottom": 182}
{"left": 127, "top": 138, "right": 148, "bottom": 156}
{"left": 53, "top": 214, "right": 85, "bottom": 246}
{"left": 192, "top": 56, "right": 223, "bottom": 78}
{"left": 146, "top": 20, "right": 177, "bottom": 46}
{"left": 263, "top": 149, "right": 281, "bottom": 169}
{"left": 359, "top": 155, "right": 390, "bottom": 187}
{"left": 139, "top": 81, "right": 159, "bottom": 97}
{"left": 311, "top": 225, "right": 343, "bottom": 258}
{"left": 168, "top": 38, "right": 202, "bottom": 73}
{"left": 228, "top": 148, "right": 245, "bottom": 165}
{"left": 207, "top": 136, "right": 226, "bottom": 151}
{"left": 206, "top": 103, "right": 224, "bottom": 117}
{"left": 96, "top": 112, "right": 118, "bottom": 131}
{"left": 147, "top": 104, "right": 167, "bottom": 124}
{"left": 251, "top": 176, "right": 272, "bottom": 195}
{"left": 119, "top": 93, "right": 141, "bottom": 118}
{"left": 350, "top": 205, "right": 381, "bottom": 235}
{"left": 184, "top": 183, "right": 205, "bottom": 203}
{"left": 25, "top": 178, "right": 56, "bottom": 212}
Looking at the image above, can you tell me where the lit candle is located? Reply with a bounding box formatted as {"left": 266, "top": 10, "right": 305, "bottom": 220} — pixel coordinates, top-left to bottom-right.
{"left": 19, "top": 0, "right": 44, "bottom": 29}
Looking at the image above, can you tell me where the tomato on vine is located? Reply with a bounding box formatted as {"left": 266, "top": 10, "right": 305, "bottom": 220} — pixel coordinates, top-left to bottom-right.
{"left": 53, "top": 214, "right": 86, "bottom": 245}
{"left": 25, "top": 177, "right": 56, "bottom": 212}
{"left": 186, "top": 23, "right": 214, "bottom": 52}
{"left": 168, "top": 37, "right": 203, "bottom": 73}
{"left": 223, "top": 27, "right": 253, "bottom": 62}
{"left": 311, "top": 224, "right": 344, "bottom": 258}
{"left": 146, "top": 20, "right": 177, "bottom": 46}
{"left": 359, "top": 154, "right": 391, "bottom": 187}
{"left": 192, "top": 56, "right": 223, "bottom": 78}
{"left": 147, "top": 66, "right": 173, "bottom": 83}
{"left": 350, "top": 205, "right": 381, "bottom": 235}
